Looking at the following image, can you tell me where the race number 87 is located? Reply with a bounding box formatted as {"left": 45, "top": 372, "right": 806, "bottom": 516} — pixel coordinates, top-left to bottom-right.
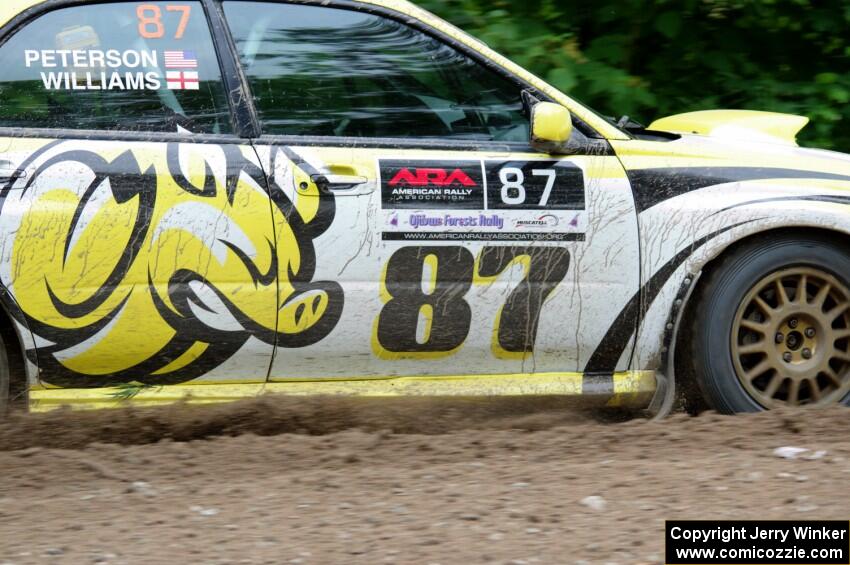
{"left": 487, "top": 160, "right": 585, "bottom": 210}
{"left": 137, "top": 4, "right": 192, "bottom": 39}
{"left": 375, "top": 246, "right": 570, "bottom": 356}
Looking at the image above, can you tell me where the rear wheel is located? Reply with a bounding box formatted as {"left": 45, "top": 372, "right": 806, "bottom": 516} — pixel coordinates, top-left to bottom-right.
{"left": 690, "top": 234, "right": 850, "bottom": 413}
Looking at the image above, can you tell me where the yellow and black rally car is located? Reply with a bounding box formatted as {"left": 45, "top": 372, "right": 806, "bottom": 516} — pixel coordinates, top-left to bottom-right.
{"left": 0, "top": 0, "right": 849, "bottom": 415}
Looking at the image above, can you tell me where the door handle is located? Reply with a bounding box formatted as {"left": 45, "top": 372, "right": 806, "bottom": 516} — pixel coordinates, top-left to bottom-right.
{"left": 310, "top": 174, "right": 369, "bottom": 192}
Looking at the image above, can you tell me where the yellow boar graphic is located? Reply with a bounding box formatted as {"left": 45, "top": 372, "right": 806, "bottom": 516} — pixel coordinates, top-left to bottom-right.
{"left": 1, "top": 140, "right": 342, "bottom": 387}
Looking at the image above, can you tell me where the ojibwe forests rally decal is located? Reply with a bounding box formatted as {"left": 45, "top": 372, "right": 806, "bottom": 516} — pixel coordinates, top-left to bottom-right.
{"left": 379, "top": 159, "right": 587, "bottom": 241}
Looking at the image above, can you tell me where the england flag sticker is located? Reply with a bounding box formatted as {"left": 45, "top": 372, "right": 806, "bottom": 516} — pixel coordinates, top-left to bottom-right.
{"left": 166, "top": 71, "right": 199, "bottom": 90}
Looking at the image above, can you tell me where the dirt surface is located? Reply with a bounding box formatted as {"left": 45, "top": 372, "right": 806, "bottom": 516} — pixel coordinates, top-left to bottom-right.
{"left": 0, "top": 398, "right": 848, "bottom": 564}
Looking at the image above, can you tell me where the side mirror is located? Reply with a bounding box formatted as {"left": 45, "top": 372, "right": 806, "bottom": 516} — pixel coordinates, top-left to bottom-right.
{"left": 530, "top": 102, "right": 574, "bottom": 152}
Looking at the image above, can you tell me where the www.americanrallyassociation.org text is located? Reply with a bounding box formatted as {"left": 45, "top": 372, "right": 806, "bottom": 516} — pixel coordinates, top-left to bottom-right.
{"left": 669, "top": 525, "right": 848, "bottom": 545}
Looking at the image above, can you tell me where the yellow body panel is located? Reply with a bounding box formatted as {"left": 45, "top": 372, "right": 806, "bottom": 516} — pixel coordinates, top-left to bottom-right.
{"left": 611, "top": 136, "right": 850, "bottom": 175}
{"left": 29, "top": 370, "right": 658, "bottom": 411}
{"left": 0, "top": 0, "right": 43, "bottom": 27}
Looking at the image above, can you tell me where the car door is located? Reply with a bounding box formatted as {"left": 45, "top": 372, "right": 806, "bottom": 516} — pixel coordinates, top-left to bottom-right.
{"left": 0, "top": 0, "right": 278, "bottom": 387}
{"left": 222, "top": 0, "right": 641, "bottom": 381}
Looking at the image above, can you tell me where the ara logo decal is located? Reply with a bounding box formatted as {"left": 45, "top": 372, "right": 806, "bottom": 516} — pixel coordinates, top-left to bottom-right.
{"left": 388, "top": 168, "right": 477, "bottom": 188}
{"left": 380, "top": 160, "right": 484, "bottom": 210}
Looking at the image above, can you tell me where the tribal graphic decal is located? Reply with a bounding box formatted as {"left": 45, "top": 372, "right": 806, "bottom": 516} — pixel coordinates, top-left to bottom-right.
{"left": 627, "top": 166, "right": 850, "bottom": 212}
{"left": 0, "top": 140, "right": 342, "bottom": 387}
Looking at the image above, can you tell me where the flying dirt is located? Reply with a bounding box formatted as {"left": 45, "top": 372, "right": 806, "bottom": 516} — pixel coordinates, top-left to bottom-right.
{"left": 0, "top": 398, "right": 848, "bottom": 564}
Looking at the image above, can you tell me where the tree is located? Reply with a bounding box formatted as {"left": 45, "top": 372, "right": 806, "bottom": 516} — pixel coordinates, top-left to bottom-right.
{"left": 417, "top": 0, "right": 850, "bottom": 150}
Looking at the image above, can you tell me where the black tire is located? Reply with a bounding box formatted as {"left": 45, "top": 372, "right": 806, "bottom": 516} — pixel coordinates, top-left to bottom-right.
{"left": 689, "top": 233, "right": 850, "bottom": 414}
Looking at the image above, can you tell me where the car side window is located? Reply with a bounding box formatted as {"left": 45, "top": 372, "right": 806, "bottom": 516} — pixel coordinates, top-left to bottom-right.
{"left": 0, "top": 1, "right": 231, "bottom": 133}
{"left": 222, "top": 1, "right": 530, "bottom": 142}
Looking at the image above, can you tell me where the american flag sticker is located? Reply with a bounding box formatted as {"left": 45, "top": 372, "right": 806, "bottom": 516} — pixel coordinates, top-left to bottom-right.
{"left": 164, "top": 50, "right": 198, "bottom": 69}
{"left": 166, "top": 71, "right": 200, "bottom": 90}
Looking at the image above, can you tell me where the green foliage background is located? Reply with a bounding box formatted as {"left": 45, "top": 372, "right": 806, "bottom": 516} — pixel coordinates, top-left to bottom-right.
{"left": 416, "top": 0, "right": 850, "bottom": 150}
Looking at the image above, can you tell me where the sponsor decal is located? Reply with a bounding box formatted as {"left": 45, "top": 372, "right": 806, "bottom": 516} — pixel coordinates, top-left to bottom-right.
{"left": 406, "top": 213, "right": 505, "bottom": 230}
{"left": 380, "top": 159, "right": 587, "bottom": 241}
{"left": 514, "top": 214, "right": 560, "bottom": 229}
{"left": 388, "top": 167, "right": 477, "bottom": 187}
{"left": 380, "top": 160, "right": 484, "bottom": 209}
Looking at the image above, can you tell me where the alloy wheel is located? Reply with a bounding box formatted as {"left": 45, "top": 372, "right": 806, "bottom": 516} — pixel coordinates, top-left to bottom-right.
{"left": 731, "top": 267, "right": 850, "bottom": 407}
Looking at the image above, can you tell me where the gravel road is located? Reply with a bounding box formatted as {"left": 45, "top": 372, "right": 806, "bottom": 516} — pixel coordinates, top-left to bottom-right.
{"left": 0, "top": 398, "right": 847, "bottom": 564}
